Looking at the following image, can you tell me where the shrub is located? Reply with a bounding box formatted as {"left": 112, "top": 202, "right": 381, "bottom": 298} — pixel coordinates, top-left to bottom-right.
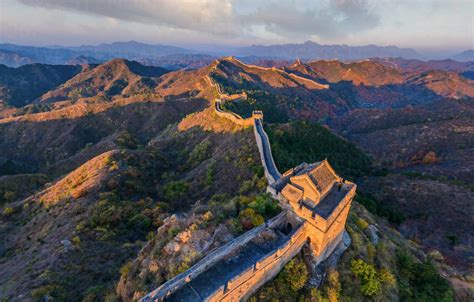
{"left": 205, "top": 163, "right": 215, "bottom": 187}
{"left": 239, "top": 180, "right": 254, "bottom": 194}
{"left": 422, "top": 151, "right": 439, "bottom": 165}
{"left": 202, "top": 211, "right": 214, "bottom": 222}
{"left": 82, "top": 285, "right": 106, "bottom": 302}
{"left": 108, "top": 161, "right": 119, "bottom": 171}
{"left": 104, "top": 292, "right": 119, "bottom": 302}
{"left": 229, "top": 218, "right": 243, "bottom": 234}
{"left": 281, "top": 257, "right": 309, "bottom": 291}
{"left": 248, "top": 193, "right": 280, "bottom": 218}
{"left": 167, "top": 226, "right": 181, "bottom": 238}
{"left": 72, "top": 236, "right": 81, "bottom": 246}
{"left": 188, "top": 141, "right": 211, "bottom": 166}
{"left": 326, "top": 269, "right": 341, "bottom": 302}
{"left": 2, "top": 206, "right": 13, "bottom": 216}
{"left": 90, "top": 201, "right": 122, "bottom": 229}
{"left": 164, "top": 180, "right": 188, "bottom": 202}
{"left": 355, "top": 218, "right": 369, "bottom": 230}
{"left": 249, "top": 254, "right": 309, "bottom": 301}
{"left": 239, "top": 208, "right": 264, "bottom": 230}
{"left": 115, "top": 131, "right": 138, "bottom": 149}
{"left": 3, "top": 191, "right": 15, "bottom": 202}
{"left": 397, "top": 250, "right": 453, "bottom": 301}
{"left": 120, "top": 261, "right": 133, "bottom": 278}
{"left": 128, "top": 213, "right": 151, "bottom": 233}
{"left": 380, "top": 268, "right": 396, "bottom": 287}
{"left": 351, "top": 259, "right": 381, "bottom": 297}
{"left": 31, "top": 284, "right": 66, "bottom": 300}
{"left": 367, "top": 243, "right": 376, "bottom": 261}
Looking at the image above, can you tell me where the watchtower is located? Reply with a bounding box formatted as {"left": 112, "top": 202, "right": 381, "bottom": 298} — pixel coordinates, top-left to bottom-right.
{"left": 279, "top": 160, "right": 356, "bottom": 263}
{"left": 252, "top": 110, "right": 263, "bottom": 120}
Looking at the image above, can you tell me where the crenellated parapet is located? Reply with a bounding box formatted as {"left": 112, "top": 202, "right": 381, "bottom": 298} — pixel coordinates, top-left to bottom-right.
{"left": 252, "top": 110, "right": 263, "bottom": 120}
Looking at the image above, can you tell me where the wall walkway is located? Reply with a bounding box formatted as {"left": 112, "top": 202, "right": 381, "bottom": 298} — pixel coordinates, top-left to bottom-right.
{"left": 208, "top": 75, "right": 281, "bottom": 185}
{"left": 253, "top": 118, "right": 281, "bottom": 184}
{"left": 140, "top": 212, "right": 300, "bottom": 302}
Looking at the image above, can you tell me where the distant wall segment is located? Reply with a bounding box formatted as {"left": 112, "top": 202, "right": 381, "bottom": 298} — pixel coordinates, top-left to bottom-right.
{"left": 209, "top": 75, "right": 281, "bottom": 185}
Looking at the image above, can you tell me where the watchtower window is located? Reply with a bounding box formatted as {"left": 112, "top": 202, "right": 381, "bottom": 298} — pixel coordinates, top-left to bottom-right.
{"left": 282, "top": 222, "right": 293, "bottom": 235}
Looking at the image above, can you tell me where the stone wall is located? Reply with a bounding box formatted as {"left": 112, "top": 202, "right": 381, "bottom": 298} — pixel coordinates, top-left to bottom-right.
{"left": 141, "top": 213, "right": 288, "bottom": 302}
{"left": 213, "top": 222, "right": 308, "bottom": 301}
{"left": 253, "top": 118, "right": 281, "bottom": 185}
{"left": 276, "top": 181, "right": 356, "bottom": 264}
{"left": 210, "top": 72, "right": 282, "bottom": 186}
{"left": 214, "top": 99, "right": 254, "bottom": 127}
{"left": 208, "top": 75, "right": 255, "bottom": 128}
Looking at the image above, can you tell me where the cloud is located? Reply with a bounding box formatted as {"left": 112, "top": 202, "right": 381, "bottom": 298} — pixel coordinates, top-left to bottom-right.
{"left": 242, "top": 0, "right": 380, "bottom": 40}
{"left": 17, "top": 0, "right": 238, "bottom": 36}
{"left": 17, "top": 0, "right": 380, "bottom": 41}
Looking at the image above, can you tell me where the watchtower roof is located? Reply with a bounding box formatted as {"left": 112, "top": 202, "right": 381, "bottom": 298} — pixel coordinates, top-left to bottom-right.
{"left": 308, "top": 160, "right": 338, "bottom": 195}
{"left": 280, "top": 160, "right": 354, "bottom": 220}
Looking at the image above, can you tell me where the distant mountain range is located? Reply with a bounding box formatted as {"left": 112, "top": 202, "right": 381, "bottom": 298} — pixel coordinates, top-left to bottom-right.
{"left": 63, "top": 41, "right": 193, "bottom": 60}
{"left": 0, "top": 41, "right": 472, "bottom": 69}
{"left": 0, "top": 41, "right": 195, "bottom": 67}
{"left": 237, "top": 41, "right": 422, "bottom": 60}
{"left": 452, "top": 49, "right": 474, "bottom": 62}
{"left": 0, "top": 49, "right": 35, "bottom": 67}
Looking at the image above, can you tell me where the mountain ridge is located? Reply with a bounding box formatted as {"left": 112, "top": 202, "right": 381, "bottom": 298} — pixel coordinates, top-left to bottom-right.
{"left": 452, "top": 49, "right": 474, "bottom": 62}
{"left": 238, "top": 40, "right": 422, "bottom": 60}
{"left": 2, "top": 41, "right": 470, "bottom": 68}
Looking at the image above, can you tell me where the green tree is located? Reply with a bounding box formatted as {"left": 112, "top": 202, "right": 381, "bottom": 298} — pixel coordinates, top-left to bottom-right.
{"left": 248, "top": 193, "right": 280, "bottom": 218}
{"left": 281, "top": 258, "right": 309, "bottom": 292}
{"left": 188, "top": 140, "right": 211, "bottom": 166}
{"left": 239, "top": 208, "right": 264, "bottom": 229}
{"left": 397, "top": 250, "right": 453, "bottom": 302}
{"left": 164, "top": 180, "right": 188, "bottom": 202}
{"left": 266, "top": 121, "right": 371, "bottom": 179}
{"left": 327, "top": 269, "right": 341, "bottom": 302}
{"left": 115, "top": 131, "right": 138, "bottom": 149}
{"left": 351, "top": 259, "right": 381, "bottom": 297}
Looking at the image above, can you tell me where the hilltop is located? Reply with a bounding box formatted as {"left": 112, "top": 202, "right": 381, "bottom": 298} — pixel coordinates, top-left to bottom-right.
{"left": 0, "top": 64, "right": 83, "bottom": 107}
{"left": 38, "top": 59, "right": 169, "bottom": 103}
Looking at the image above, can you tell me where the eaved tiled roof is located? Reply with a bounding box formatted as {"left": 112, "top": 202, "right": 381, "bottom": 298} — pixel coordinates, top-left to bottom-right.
{"left": 309, "top": 160, "right": 338, "bottom": 196}
{"left": 281, "top": 183, "right": 303, "bottom": 204}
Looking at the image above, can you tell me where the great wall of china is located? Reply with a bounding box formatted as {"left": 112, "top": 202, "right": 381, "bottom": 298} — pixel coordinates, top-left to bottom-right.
{"left": 141, "top": 70, "right": 355, "bottom": 302}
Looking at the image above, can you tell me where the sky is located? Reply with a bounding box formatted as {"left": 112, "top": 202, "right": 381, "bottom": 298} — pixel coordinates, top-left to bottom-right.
{"left": 0, "top": 0, "right": 473, "bottom": 55}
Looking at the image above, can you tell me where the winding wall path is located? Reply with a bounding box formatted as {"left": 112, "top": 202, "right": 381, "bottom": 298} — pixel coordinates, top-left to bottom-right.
{"left": 253, "top": 118, "right": 281, "bottom": 184}
{"left": 208, "top": 75, "right": 281, "bottom": 184}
